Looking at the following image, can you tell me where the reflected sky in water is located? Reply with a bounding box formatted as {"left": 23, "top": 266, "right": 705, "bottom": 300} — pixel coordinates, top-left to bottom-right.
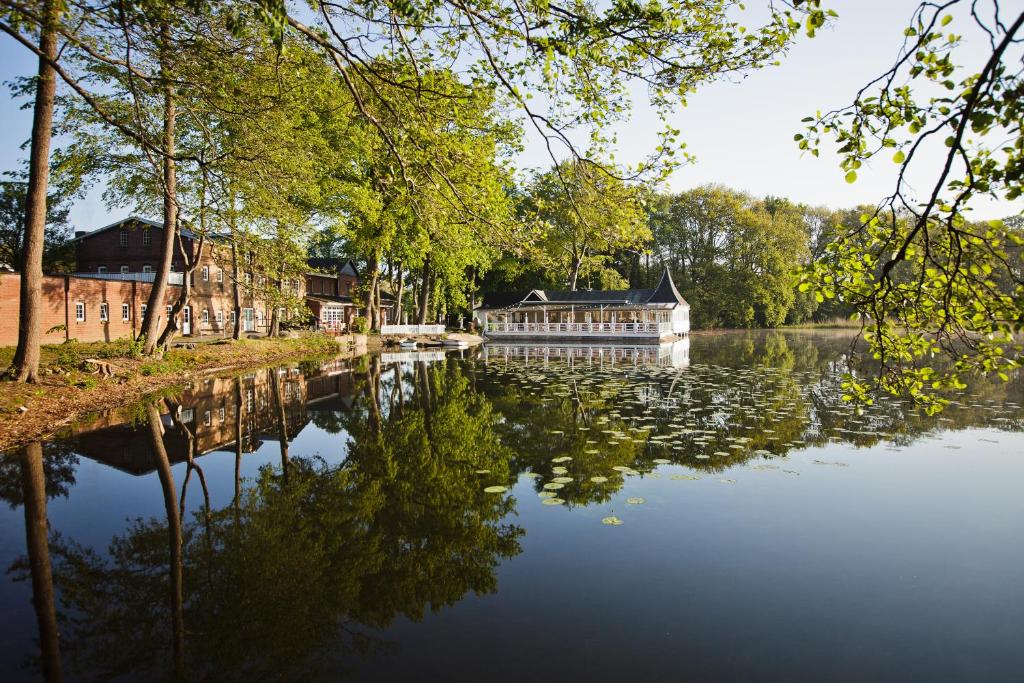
{"left": 0, "top": 331, "right": 1022, "bottom": 681}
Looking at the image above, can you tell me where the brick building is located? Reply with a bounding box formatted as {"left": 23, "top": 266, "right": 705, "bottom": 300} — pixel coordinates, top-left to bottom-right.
{"left": 0, "top": 216, "right": 382, "bottom": 347}
{"left": 0, "top": 272, "right": 180, "bottom": 346}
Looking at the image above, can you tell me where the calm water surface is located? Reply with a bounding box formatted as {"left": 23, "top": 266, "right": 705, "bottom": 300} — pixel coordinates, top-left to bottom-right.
{"left": 1, "top": 331, "right": 1022, "bottom": 681}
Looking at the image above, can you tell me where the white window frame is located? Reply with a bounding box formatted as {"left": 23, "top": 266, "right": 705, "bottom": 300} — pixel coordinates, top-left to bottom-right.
{"left": 142, "top": 265, "right": 153, "bottom": 273}
{"left": 120, "top": 265, "right": 129, "bottom": 274}
{"left": 142, "top": 228, "right": 152, "bottom": 245}
{"left": 217, "top": 268, "right": 224, "bottom": 283}
{"left": 202, "top": 265, "right": 209, "bottom": 281}
{"left": 203, "top": 410, "right": 212, "bottom": 427}
{"left": 202, "top": 309, "right": 209, "bottom": 324}
{"left": 99, "top": 302, "right": 108, "bottom": 322}
{"left": 75, "top": 302, "right": 85, "bottom": 322}
{"left": 122, "top": 303, "right": 130, "bottom": 322}
{"left": 230, "top": 310, "right": 237, "bottom": 325}
{"left": 141, "top": 303, "right": 147, "bottom": 317}
{"left": 119, "top": 230, "right": 128, "bottom": 247}
{"left": 215, "top": 310, "right": 224, "bottom": 324}
{"left": 97, "top": 266, "right": 108, "bottom": 274}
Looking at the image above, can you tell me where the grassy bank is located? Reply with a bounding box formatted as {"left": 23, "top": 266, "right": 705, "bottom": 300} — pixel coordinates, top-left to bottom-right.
{"left": 0, "top": 333, "right": 341, "bottom": 452}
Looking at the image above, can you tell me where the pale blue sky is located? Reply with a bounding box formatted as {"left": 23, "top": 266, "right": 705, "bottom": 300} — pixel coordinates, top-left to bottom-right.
{"left": 0, "top": 0, "right": 1019, "bottom": 230}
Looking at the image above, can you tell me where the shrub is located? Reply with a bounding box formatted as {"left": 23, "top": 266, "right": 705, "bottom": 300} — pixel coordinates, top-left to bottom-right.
{"left": 350, "top": 316, "right": 369, "bottom": 333}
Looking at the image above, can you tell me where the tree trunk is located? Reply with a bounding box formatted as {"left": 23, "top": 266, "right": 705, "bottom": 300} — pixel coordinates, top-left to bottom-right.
{"left": 12, "top": 0, "right": 59, "bottom": 383}
{"left": 230, "top": 237, "right": 242, "bottom": 340}
{"left": 270, "top": 369, "right": 290, "bottom": 482}
{"left": 394, "top": 265, "right": 405, "bottom": 325}
{"left": 145, "top": 403, "right": 185, "bottom": 679}
{"left": 366, "top": 256, "right": 380, "bottom": 331}
{"left": 416, "top": 258, "right": 431, "bottom": 325}
{"left": 19, "top": 442, "right": 62, "bottom": 682}
{"left": 141, "top": 22, "right": 178, "bottom": 356}
{"left": 568, "top": 255, "right": 582, "bottom": 291}
{"left": 158, "top": 234, "right": 204, "bottom": 349}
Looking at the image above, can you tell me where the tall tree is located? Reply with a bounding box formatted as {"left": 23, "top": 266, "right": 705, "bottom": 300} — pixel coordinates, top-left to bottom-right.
{"left": 8, "top": 0, "right": 59, "bottom": 382}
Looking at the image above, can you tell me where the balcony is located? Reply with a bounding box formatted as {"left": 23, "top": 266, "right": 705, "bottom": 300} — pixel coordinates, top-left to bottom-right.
{"left": 74, "top": 272, "right": 185, "bottom": 285}
{"left": 485, "top": 321, "right": 674, "bottom": 337}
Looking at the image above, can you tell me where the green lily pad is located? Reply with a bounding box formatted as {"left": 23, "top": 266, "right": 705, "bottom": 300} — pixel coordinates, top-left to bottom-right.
{"left": 590, "top": 476, "right": 609, "bottom": 483}
{"left": 483, "top": 485, "right": 507, "bottom": 494}
{"left": 552, "top": 476, "right": 574, "bottom": 484}
{"left": 543, "top": 482, "right": 565, "bottom": 490}
{"left": 653, "top": 458, "right": 671, "bottom": 464}
{"left": 611, "top": 465, "right": 633, "bottom": 472}
{"left": 551, "top": 466, "right": 568, "bottom": 474}
{"left": 551, "top": 456, "right": 573, "bottom": 462}
{"left": 475, "top": 469, "right": 491, "bottom": 474}
{"left": 671, "top": 474, "right": 701, "bottom": 480}
{"left": 602, "top": 516, "right": 624, "bottom": 526}
{"left": 542, "top": 497, "right": 566, "bottom": 506}
{"left": 626, "top": 496, "right": 645, "bottom": 505}
{"left": 538, "top": 491, "right": 557, "bottom": 498}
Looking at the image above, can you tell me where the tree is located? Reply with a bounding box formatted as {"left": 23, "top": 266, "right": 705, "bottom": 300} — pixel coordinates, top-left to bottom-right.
{"left": 0, "top": 176, "right": 72, "bottom": 272}
{"left": 6, "top": 0, "right": 59, "bottom": 382}
{"left": 521, "top": 161, "right": 649, "bottom": 291}
{"left": 798, "top": 1, "right": 1024, "bottom": 410}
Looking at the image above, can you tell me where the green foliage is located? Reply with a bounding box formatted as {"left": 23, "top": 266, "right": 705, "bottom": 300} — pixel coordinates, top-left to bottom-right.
{"left": 797, "top": 1, "right": 1023, "bottom": 410}
{"left": 350, "top": 316, "right": 369, "bottom": 334}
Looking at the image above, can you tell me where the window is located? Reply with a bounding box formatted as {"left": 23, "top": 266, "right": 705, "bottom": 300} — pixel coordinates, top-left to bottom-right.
{"left": 119, "top": 230, "right": 128, "bottom": 247}
{"left": 244, "top": 272, "right": 252, "bottom": 285}
{"left": 122, "top": 303, "right": 130, "bottom": 321}
{"left": 217, "top": 268, "right": 223, "bottom": 283}
{"left": 202, "top": 265, "right": 209, "bottom": 281}
{"left": 75, "top": 302, "right": 85, "bottom": 322}
{"left": 97, "top": 266, "right": 108, "bottom": 274}
{"left": 218, "top": 407, "right": 225, "bottom": 422}
{"left": 141, "top": 304, "right": 147, "bottom": 318}
{"left": 99, "top": 303, "right": 108, "bottom": 322}
{"left": 142, "top": 228, "right": 152, "bottom": 245}
{"left": 142, "top": 265, "right": 153, "bottom": 273}
{"left": 215, "top": 310, "right": 223, "bottom": 324}
{"left": 166, "top": 305, "right": 173, "bottom": 318}
{"left": 202, "top": 309, "right": 209, "bottom": 324}
{"left": 230, "top": 310, "right": 236, "bottom": 325}
{"left": 203, "top": 411, "right": 211, "bottom": 427}
{"left": 120, "top": 265, "right": 129, "bottom": 274}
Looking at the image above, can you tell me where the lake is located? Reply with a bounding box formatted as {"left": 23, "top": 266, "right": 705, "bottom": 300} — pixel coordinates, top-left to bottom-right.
{"left": 1, "top": 330, "right": 1022, "bottom": 681}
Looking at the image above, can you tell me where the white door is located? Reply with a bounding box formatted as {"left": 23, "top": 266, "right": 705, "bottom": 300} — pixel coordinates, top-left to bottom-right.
{"left": 243, "top": 308, "right": 255, "bottom": 332}
{"left": 182, "top": 306, "right": 191, "bottom": 335}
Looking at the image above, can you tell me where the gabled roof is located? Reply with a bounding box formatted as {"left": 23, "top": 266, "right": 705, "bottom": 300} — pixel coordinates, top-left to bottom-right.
{"left": 307, "top": 257, "right": 359, "bottom": 278}
{"left": 476, "top": 269, "right": 688, "bottom": 310}
{"left": 72, "top": 215, "right": 207, "bottom": 242}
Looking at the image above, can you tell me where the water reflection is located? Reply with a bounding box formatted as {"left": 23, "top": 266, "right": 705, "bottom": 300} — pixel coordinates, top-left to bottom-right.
{"left": 1, "top": 331, "right": 1022, "bottom": 680}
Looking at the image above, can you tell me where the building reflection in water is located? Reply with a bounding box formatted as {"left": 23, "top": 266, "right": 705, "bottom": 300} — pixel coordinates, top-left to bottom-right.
{"left": 481, "top": 338, "right": 690, "bottom": 368}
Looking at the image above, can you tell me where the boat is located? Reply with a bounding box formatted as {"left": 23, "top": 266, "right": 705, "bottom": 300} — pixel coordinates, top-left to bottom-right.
{"left": 441, "top": 339, "right": 469, "bottom": 349}
{"left": 398, "top": 339, "right": 418, "bottom": 349}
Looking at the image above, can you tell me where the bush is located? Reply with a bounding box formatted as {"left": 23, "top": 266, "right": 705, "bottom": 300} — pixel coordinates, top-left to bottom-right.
{"left": 350, "top": 316, "right": 369, "bottom": 333}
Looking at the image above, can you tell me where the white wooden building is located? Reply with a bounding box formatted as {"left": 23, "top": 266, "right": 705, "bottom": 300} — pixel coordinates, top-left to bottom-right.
{"left": 474, "top": 269, "right": 690, "bottom": 341}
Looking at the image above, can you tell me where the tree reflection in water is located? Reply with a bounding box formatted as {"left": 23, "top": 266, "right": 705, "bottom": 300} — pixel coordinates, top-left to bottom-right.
{"left": 0, "top": 331, "right": 1020, "bottom": 679}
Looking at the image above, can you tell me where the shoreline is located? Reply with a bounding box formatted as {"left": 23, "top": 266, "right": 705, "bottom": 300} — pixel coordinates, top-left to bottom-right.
{"left": 0, "top": 334, "right": 348, "bottom": 453}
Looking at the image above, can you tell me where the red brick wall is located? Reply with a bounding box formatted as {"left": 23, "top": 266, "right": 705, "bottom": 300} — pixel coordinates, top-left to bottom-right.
{"left": 0, "top": 273, "right": 181, "bottom": 347}
{"left": 75, "top": 220, "right": 190, "bottom": 274}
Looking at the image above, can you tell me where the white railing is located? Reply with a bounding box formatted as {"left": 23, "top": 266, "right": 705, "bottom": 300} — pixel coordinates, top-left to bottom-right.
{"left": 74, "top": 272, "right": 185, "bottom": 285}
{"left": 380, "top": 324, "right": 446, "bottom": 335}
{"left": 486, "top": 321, "right": 673, "bottom": 336}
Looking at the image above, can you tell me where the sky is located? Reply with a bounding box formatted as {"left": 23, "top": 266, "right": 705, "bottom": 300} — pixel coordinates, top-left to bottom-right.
{"left": 0, "top": 0, "right": 1019, "bottom": 231}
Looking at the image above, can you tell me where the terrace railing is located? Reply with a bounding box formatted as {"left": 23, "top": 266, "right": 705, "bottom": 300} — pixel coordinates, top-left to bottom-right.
{"left": 485, "top": 321, "right": 673, "bottom": 336}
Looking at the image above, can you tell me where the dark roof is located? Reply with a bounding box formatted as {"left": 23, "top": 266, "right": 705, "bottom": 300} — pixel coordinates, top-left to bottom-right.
{"left": 476, "top": 269, "right": 688, "bottom": 310}
{"left": 72, "top": 215, "right": 222, "bottom": 242}
{"left": 306, "top": 257, "right": 358, "bottom": 277}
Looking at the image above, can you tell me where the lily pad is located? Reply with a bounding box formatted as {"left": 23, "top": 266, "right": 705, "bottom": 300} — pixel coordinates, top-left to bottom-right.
{"left": 551, "top": 466, "right": 569, "bottom": 475}
{"left": 552, "top": 476, "right": 574, "bottom": 484}
{"left": 538, "top": 491, "right": 557, "bottom": 498}
{"left": 625, "top": 496, "right": 645, "bottom": 505}
{"left": 601, "top": 516, "right": 624, "bottom": 526}
{"left": 653, "top": 458, "right": 671, "bottom": 464}
{"left": 475, "top": 469, "right": 491, "bottom": 474}
{"left": 590, "top": 476, "right": 609, "bottom": 483}
{"left": 483, "top": 485, "right": 507, "bottom": 494}
{"left": 543, "top": 482, "right": 565, "bottom": 490}
{"left": 551, "top": 456, "right": 573, "bottom": 463}
{"left": 542, "top": 497, "right": 566, "bottom": 506}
